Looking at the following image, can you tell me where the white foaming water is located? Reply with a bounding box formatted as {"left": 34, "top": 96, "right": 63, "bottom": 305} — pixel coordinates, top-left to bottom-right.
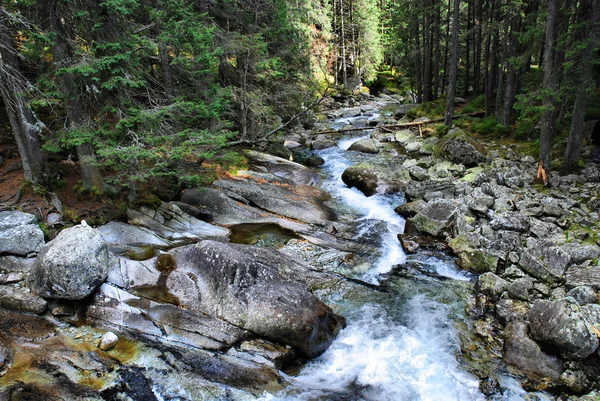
{"left": 317, "top": 137, "right": 406, "bottom": 282}
{"left": 410, "top": 255, "right": 473, "bottom": 281}
{"left": 261, "top": 296, "right": 484, "bottom": 401}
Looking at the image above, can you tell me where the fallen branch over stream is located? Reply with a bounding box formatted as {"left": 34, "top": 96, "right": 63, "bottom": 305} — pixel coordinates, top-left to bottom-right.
{"left": 313, "top": 111, "right": 485, "bottom": 136}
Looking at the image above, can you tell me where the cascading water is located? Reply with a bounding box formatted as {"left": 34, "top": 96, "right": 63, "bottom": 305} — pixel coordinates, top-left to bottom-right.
{"left": 261, "top": 111, "right": 551, "bottom": 401}
{"left": 316, "top": 133, "right": 406, "bottom": 283}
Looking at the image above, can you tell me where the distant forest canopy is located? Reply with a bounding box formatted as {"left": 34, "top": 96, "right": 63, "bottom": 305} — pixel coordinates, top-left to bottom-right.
{"left": 0, "top": 0, "right": 598, "bottom": 192}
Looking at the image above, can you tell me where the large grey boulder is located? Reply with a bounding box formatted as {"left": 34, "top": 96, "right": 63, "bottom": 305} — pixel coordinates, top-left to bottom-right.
{"left": 529, "top": 298, "right": 599, "bottom": 359}
{"left": 405, "top": 181, "right": 456, "bottom": 202}
{"left": 0, "top": 211, "right": 44, "bottom": 256}
{"left": 489, "top": 211, "right": 530, "bottom": 233}
{"left": 341, "top": 166, "right": 379, "bottom": 196}
{"left": 503, "top": 322, "right": 563, "bottom": 380}
{"left": 0, "top": 255, "right": 35, "bottom": 273}
{"left": 560, "top": 244, "right": 600, "bottom": 265}
{"left": 98, "top": 221, "right": 171, "bottom": 247}
{"left": 88, "top": 284, "right": 248, "bottom": 351}
{"left": 410, "top": 199, "right": 459, "bottom": 237}
{"left": 0, "top": 286, "right": 47, "bottom": 314}
{"left": 168, "top": 241, "right": 346, "bottom": 357}
{"left": 347, "top": 138, "right": 379, "bottom": 154}
{"left": 567, "top": 286, "right": 598, "bottom": 306}
{"left": 29, "top": 224, "right": 117, "bottom": 300}
{"left": 476, "top": 272, "right": 509, "bottom": 301}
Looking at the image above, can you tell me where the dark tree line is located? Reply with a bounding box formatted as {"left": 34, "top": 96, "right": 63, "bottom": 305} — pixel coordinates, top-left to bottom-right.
{"left": 384, "top": 0, "right": 599, "bottom": 174}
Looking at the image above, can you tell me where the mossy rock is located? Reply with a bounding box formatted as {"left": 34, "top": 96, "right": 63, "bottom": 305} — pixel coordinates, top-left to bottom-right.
{"left": 457, "top": 250, "right": 499, "bottom": 273}
{"left": 434, "top": 128, "right": 487, "bottom": 166}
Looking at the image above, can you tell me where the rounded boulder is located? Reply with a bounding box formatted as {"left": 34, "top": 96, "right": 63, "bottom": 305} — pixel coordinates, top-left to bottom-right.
{"left": 29, "top": 225, "right": 116, "bottom": 300}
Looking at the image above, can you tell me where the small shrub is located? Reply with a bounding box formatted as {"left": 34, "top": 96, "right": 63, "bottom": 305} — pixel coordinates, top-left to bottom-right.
{"left": 435, "top": 124, "right": 450, "bottom": 137}
{"left": 472, "top": 116, "right": 510, "bottom": 137}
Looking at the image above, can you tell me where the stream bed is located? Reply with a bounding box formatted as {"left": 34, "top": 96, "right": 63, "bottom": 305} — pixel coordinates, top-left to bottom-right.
{"left": 258, "top": 114, "right": 550, "bottom": 401}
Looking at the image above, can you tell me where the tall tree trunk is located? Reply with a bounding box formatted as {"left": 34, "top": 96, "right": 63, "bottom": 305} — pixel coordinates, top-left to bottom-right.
{"left": 464, "top": 0, "right": 471, "bottom": 97}
{"left": 501, "top": 8, "right": 520, "bottom": 127}
{"left": 485, "top": 0, "right": 498, "bottom": 116}
{"left": 440, "top": 0, "right": 453, "bottom": 94}
{"left": 340, "top": 0, "right": 348, "bottom": 86}
{"left": 423, "top": 0, "right": 433, "bottom": 102}
{"left": 495, "top": 0, "right": 510, "bottom": 121}
{"left": 473, "top": 0, "right": 483, "bottom": 94}
{"left": 0, "top": 8, "right": 45, "bottom": 183}
{"left": 445, "top": 0, "right": 460, "bottom": 127}
{"left": 412, "top": 2, "right": 423, "bottom": 102}
{"left": 433, "top": 0, "right": 442, "bottom": 98}
{"left": 538, "top": 0, "right": 558, "bottom": 174}
{"left": 561, "top": 0, "right": 599, "bottom": 173}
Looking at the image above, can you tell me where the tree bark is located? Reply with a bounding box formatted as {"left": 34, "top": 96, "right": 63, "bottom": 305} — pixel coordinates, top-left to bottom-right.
{"left": 561, "top": 0, "right": 599, "bottom": 173}
{"left": 538, "top": 0, "right": 558, "bottom": 173}
{"left": 464, "top": 0, "right": 472, "bottom": 97}
{"left": 501, "top": 7, "right": 520, "bottom": 127}
{"left": 473, "top": 0, "right": 483, "bottom": 94}
{"left": 0, "top": 8, "right": 45, "bottom": 183}
{"left": 412, "top": 1, "right": 423, "bottom": 102}
{"left": 494, "top": 0, "right": 510, "bottom": 121}
{"left": 423, "top": 0, "right": 433, "bottom": 102}
{"left": 445, "top": 0, "right": 460, "bottom": 127}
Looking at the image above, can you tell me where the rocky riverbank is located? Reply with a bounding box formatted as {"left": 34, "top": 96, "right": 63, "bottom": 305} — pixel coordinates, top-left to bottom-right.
{"left": 292, "top": 95, "right": 600, "bottom": 396}
{"left": 1, "top": 93, "right": 599, "bottom": 400}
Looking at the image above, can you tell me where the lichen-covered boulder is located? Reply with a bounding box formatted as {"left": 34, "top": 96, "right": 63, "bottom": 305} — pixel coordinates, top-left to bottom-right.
{"left": 410, "top": 199, "right": 459, "bottom": 237}
{"left": 0, "top": 211, "right": 44, "bottom": 256}
{"left": 519, "top": 239, "right": 571, "bottom": 284}
{"left": 529, "top": 298, "right": 599, "bottom": 360}
{"left": 476, "top": 272, "right": 509, "bottom": 301}
{"left": 29, "top": 225, "right": 116, "bottom": 300}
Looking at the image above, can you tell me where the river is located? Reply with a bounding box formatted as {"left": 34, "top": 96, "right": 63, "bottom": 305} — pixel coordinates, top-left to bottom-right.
{"left": 258, "top": 111, "right": 550, "bottom": 401}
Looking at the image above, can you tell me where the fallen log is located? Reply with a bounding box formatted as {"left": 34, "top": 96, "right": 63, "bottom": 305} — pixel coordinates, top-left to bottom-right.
{"left": 313, "top": 111, "right": 485, "bottom": 135}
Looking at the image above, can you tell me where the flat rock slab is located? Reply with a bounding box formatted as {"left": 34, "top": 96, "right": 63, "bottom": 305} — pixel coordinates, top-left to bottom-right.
{"left": 244, "top": 150, "right": 321, "bottom": 186}
{"left": 98, "top": 221, "right": 171, "bottom": 247}
{"left": 504, "top": 322, "right": 563, "bottom": 381}
{"left": 213, "top": 174, "right": 335, "bottom": 225}
{"left": 88, "top": 284, "right": 248, "bottom": 350}
{"left": 566, "top": 265, "right": 600, "bottom": 290}
{"left": 127, "top": 202, "right": 230, "bottom": 241}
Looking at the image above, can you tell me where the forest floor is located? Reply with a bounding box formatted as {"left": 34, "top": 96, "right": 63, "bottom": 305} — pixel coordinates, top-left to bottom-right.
{"left": 0, "top": 139, "right": 117, "bottom": 235}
